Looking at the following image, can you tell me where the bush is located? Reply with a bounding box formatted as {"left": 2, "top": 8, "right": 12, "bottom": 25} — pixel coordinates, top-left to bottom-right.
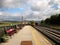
{"left": 0, "top": 35, "right": 8, "bottom": 43}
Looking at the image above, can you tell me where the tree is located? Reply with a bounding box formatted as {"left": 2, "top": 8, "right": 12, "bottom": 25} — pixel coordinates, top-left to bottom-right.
{"left": 43, "top": 14, "right": 60, "bottom": 25}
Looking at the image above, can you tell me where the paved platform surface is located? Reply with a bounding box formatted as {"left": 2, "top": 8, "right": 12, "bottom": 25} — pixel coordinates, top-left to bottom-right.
{"left": 0, "top": 25, "right": 53, "bottom": 45}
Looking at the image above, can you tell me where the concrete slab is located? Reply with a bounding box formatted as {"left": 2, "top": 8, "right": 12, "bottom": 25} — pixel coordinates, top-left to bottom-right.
{"left": 1, "top": 26, "right": 32, "bottom": 45}
{"left": 0, "top": 25, "right": 53, "bottom": 45}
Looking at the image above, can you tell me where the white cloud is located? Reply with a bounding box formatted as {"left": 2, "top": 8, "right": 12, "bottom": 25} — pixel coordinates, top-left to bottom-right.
{"left": 12, "top": 13, "right": 21, "bottom": 16}
{"left": 0, "top": 12, "right": 3, "bottom": 15}
{"left": 0, "top": 0, "right": 60, "bottom": 21}
{"left": 1, "top": 0, "right": 29, "bottom": 9}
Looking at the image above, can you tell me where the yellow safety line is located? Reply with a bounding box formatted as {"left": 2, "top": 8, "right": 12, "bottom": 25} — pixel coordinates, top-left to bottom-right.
{"left": 30, "top": 29, "right": 41, "bottom": 45}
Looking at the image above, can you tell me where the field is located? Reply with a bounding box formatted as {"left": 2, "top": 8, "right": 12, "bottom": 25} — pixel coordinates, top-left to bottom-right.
{"left": 0, "top": 21, "right": 22, "bottom": 27}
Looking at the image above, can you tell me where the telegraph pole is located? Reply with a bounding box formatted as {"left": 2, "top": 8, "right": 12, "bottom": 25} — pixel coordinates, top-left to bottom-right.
{"left": 22, "top": 16, "right": 23, "bottom": 24}
{"left": 22, "top": 16, "right": 24, "bottom": 27}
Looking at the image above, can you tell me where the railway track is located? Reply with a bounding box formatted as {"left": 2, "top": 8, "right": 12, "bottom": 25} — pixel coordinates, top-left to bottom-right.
{"left": 34, "top": 26, "right": 60, "bottom": 45}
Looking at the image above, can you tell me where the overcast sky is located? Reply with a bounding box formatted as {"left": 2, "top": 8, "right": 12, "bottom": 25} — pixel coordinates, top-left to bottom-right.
{"left": 0, "top": 0, "right": 60, "bottom": 21}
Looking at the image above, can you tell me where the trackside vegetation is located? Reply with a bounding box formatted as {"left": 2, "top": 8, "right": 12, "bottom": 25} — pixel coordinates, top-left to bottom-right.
{"left": 41, "top": 14, "right": 60, "bottom": 30}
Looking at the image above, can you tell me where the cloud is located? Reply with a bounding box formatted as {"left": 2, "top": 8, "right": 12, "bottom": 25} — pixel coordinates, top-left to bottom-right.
{"left": 0, "top": 12, "right": 3, "bottom": 15}
{"left": 0, "top": 0, "right": 29, "bottom": 9}
{"left": 0, "top": 0, "right": 60, "bottom": 21}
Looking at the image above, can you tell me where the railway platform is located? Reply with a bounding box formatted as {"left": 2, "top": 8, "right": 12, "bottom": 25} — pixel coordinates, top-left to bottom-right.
{"left": 0, "top": 25, "right": 54, "bottom": 45}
